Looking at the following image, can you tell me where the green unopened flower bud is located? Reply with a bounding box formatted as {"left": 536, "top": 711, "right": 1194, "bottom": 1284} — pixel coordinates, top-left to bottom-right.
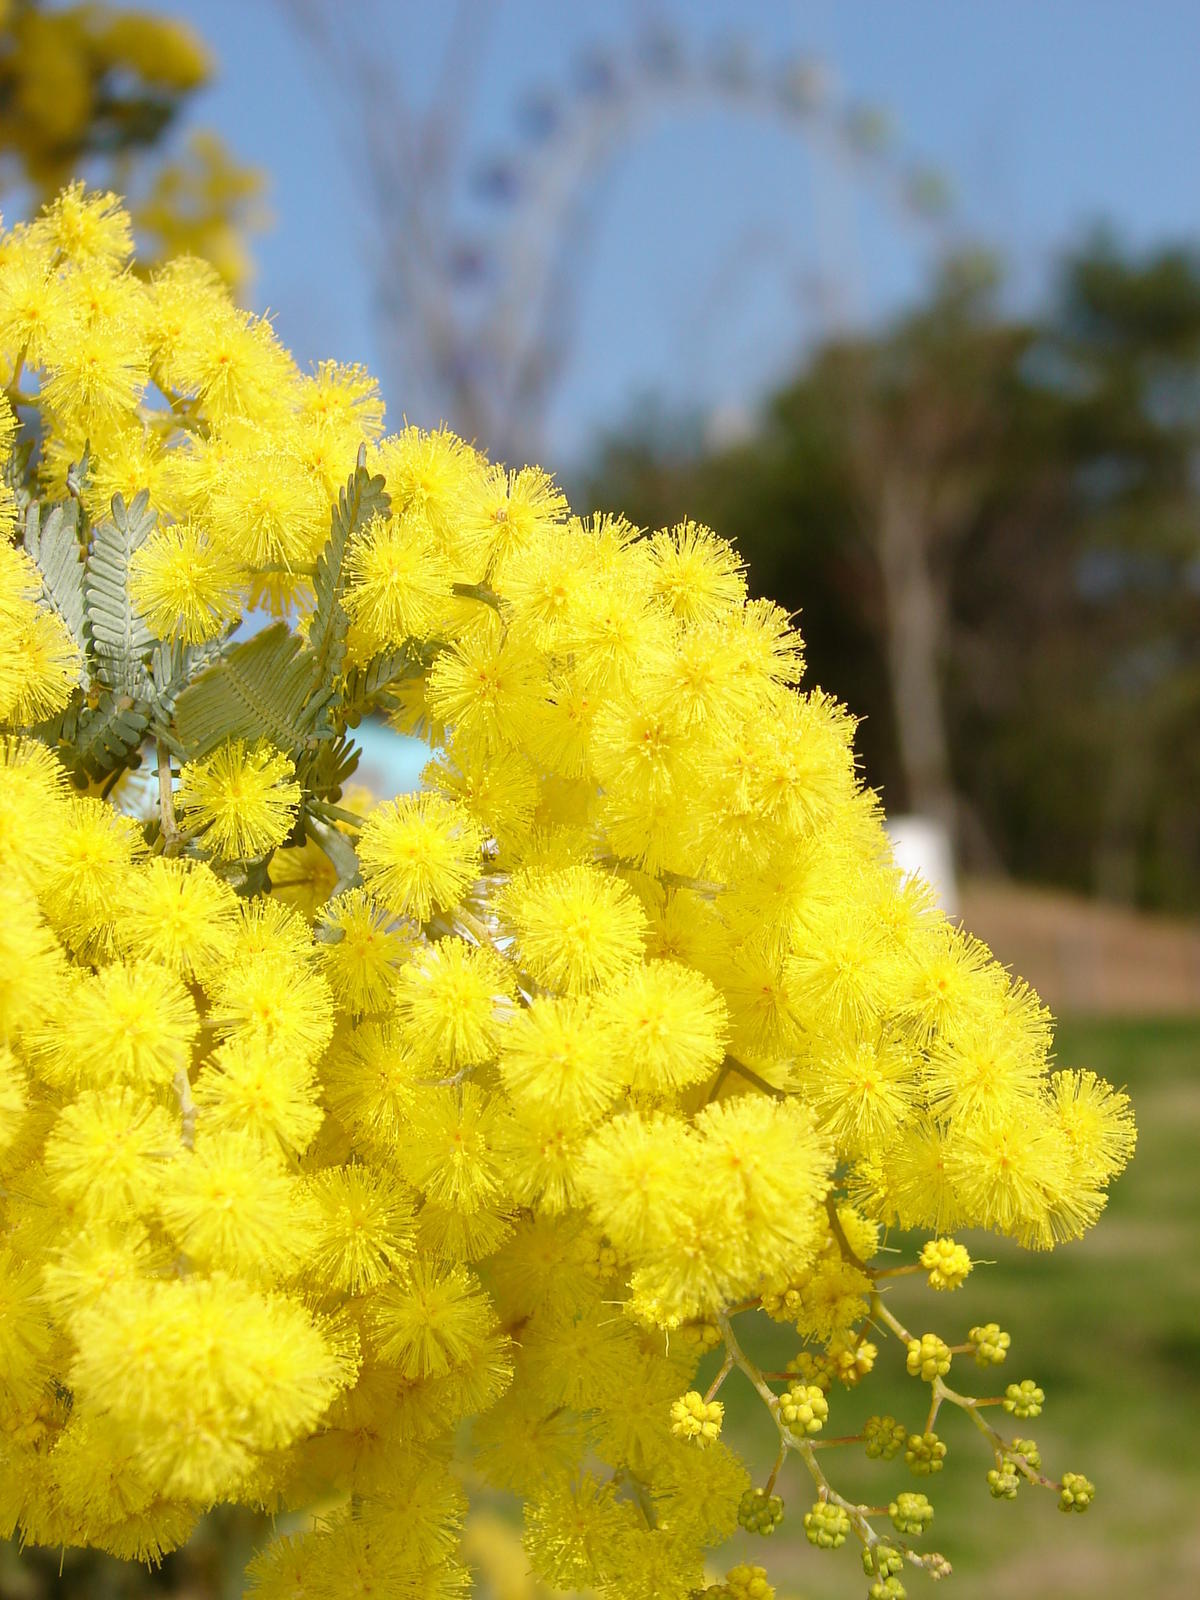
{"left": 864, "top": 1414, "right": 907, "bottom": 1460}
{"left": 906, "top": 1333, "right": 951, "bottom": 1382}
{"left": 719, "top": 1564, "right": 774, "bottom": 1600}
{"left": 1059, "top": 1472, "right": 1095, "bottom": 1513}
{"left": 1002, "top": 1379, "right": 1044, "bottom": 1420}
{"left": 889, "top": 1491, "right": 934, "bottom": 1536}
{"left": 968, "top": 1322, "right": 1011, "bottom": 1366}
{"left": 803, "top": 1500, "right": 851, "bottom": 1549}
{"left": 904, "top": 1430, "right": 947, "bottom": 1475}
{"left": 786, "top": 1350, "right": 835, "bottom": 1392}
{"left": 738, "top": 1488, "right": 785, "bottom": 1535}
{"left": 864, "top": 1544, "right": 904, "bottom": 1578}
{"left": 680, "top": 1320, "right": 722, "bottom": 1352}
{"left": 868, "top": 1580, "right": 907, "bottom": 1600}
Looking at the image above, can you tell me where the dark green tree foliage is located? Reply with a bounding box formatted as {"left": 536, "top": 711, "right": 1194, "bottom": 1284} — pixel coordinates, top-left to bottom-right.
{"left": 584, "top": 240, "right": 1200, "bottom": 910}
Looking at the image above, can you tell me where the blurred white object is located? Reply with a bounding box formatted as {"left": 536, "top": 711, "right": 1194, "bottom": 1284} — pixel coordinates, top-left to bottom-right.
{"left": 886, "top": 813, "right": 958, "bottom": 919}
{"left": 704, "top": 402, "right": 757, "bottom": 451}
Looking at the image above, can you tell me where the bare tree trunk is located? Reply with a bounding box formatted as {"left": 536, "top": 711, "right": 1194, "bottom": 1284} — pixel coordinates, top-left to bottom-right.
{"left": 876, "top": 471, "right": 958, "bottom": 836}
{"left": 1093, "top": 706, "right": 1153, "bottom": 905}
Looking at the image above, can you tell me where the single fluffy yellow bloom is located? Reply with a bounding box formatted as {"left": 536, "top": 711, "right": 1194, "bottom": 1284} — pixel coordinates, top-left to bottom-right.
{"left": 318, "top": 887, "right": 412, "bottom": 1014}
{"left": 593, "top": 960, "right": 728, "bottom": 1093}
{"left": 177, "top": 739, "right": 301, "bottom": 860}
{"left": 497, "top": 994, "right": 621, "bottom": 1123}
{"left": 646, "top": 519, "right": 747, "bottom": 624}
{"left": 357, "top": 792, "right": 483, "bottom": 922}
{"left": 395, "top": 938, "right": 515, "bottom": 1068}
{"left": 158, "top": 1129, "right": 312, "bottom": 1280}
{"left": 342, "top": 510, "right": 448, "bottom": 650}
{"left": 129, "top": 521, "right": 244, "bottom": 642}
{"left": 500, "top": 864, "right": 648, "bottom": 995}
{"left": 34, "top": 183, "right": 134, "bottom": 269}
{"left": 35, "top": 961, "right": 198, "bottom": 1093}
{"left": 116, "top": 856, "right": 239, "bottom": 980}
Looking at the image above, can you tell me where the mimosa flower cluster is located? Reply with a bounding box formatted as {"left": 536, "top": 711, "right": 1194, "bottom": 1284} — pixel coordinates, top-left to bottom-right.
{"left": 0, "top": 188, "right": 1136, "bottom": 1599}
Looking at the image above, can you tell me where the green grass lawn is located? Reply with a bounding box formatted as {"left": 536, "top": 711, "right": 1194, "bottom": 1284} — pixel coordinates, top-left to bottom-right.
{"left": 715, "top": 1017, "right": 1200, "bottom": 1600}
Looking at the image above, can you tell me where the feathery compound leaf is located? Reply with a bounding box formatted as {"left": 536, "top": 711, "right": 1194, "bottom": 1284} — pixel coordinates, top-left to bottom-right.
{"left": 307, "top": 461, "right": 391, "bottom": 720}
{"left": 150, "top": 632, "right": 234, "bottom": 725}
{"left": 340, "top": 645, "right": 432, "bottom": 727}
{"left": 304, "top": 814, "right": 362, "bottom": 896}
{"left": 172, "top": 622, "right": 329, "bottom": 758}
{"left": 3, "top": 437, "right": 35, "bottom": 520}
{"left": 295, "top": 730, "right": 361, "bottom": 804}
{"left": 65, "top": 443, "right": 92, "bottom": 503}
{"left": 85, "top": 491, "right": 157, "bottom": 696}
{"left": 59, "top": 691, "right": 152, "bottom": 779}
{"left": 23, "top": 500, "right": 88, "bottom": 672}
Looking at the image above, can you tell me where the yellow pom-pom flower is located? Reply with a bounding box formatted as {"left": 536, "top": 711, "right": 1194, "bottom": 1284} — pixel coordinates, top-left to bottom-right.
{"left": 342, "top": 510, "right": 448, "bottom": 650}
{"left": 207, "top": 949, "right": 334, "bottom": 1065}
{"left": 357, "top": 793, "right": 483, "bottom": 922}
{"left": 129, "top": 522, "right": 244, "bottom": 642}
{"left": 395, "top": 939, "right": 515, "bottom": 1068}
{"left": 35, "top": 960, "right": 198, "bottom": 1093}
{"left": 158, "top": 1129, "right": 312, "bottom": 1280}
{"left": 645, "top": 519, "right": 747, "bottom": 625}
{"left": 318, "top": 887, "right": 411, "bottom": 1014}
{"left": 500, "top": 864, "right": 648, "bottom": 995}
{"left": 0, "top": 185, "right": 1138, "bottom": 1598}
{"left": 42, "top": 1088, "right": 178, "bottom": 1222}
{"left": 39, "top": 797, "right": 146, "bottom": 957}
{"left": 305, "top": 1163, "right": 416, "bottom": 1293}
{"left": 919, "top": 1237, "right": 973, "bottom": 1291}
{"left": 498, "top": 995, "right": 622, "bottom": 1122}
{"left": 191, "top": 1037, "right": 323, "bottom": 1156}
{"left": 177, "top": 739, "right": 301, "bottom": 860}
{"left": 116, "top": 856, "right": 239, "bottom": 980}
{"left": 670, "top": 1389, "right": 724, "bottom": 1445}
{"left": 36, "top": 183, "right": 134, "bottom": 269}
{"left": 594, "top": 959, "right": 728, "bottom": 1094}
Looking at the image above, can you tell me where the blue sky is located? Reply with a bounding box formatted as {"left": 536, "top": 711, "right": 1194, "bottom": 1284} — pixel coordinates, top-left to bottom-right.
{"left": 142, "top": 0, "right": 1200, "bottom": 464}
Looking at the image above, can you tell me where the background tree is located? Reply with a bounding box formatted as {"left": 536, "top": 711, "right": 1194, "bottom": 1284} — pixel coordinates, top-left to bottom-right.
{"left": 0, "top": 0, "right": 264, "bottom": 286}
{"left": 586, "top": 238, "right": 1200, "bottom": 910}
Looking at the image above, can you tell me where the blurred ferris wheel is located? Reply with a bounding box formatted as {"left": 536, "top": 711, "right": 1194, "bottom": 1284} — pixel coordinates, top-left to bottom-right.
{"left": 287, "top": 1, "right": 958, "bottom": 463}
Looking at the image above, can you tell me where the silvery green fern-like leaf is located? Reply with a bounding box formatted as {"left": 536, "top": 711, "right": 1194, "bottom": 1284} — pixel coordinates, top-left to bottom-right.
{"left": 307, "top": 460, "right": 390, "bottom": 726}
{"left": 24, "top": 500, "right": 88, "bottom": 677}
{"left": 84, "top": 491, "right": 157, "bottom": 697}
{"left": 173, "top": 622, "right": 330, "bottom": 758}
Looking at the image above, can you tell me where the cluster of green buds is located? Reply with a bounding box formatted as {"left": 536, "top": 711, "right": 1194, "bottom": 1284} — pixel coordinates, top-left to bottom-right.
{"left": 864, "top": 1542, "right": 908, "bottom": 1600}
{"left": 701, "top": 1232, "right": 1100, "bottom": 1598}
{"left": 903, "top": 1431, "right": 947, "bottom": 1475}
{"left": 864, "top": 1414, "right": 908, "bottom": 1460}
{"left": 737, "top": 1488, "right": 786, "bottom": 1536}
{"left": 779, "top": 1382, "right": 828, "bottom": 1435}
{"left": 804, "top": 1500, "right": 852, "bottom": 1548}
